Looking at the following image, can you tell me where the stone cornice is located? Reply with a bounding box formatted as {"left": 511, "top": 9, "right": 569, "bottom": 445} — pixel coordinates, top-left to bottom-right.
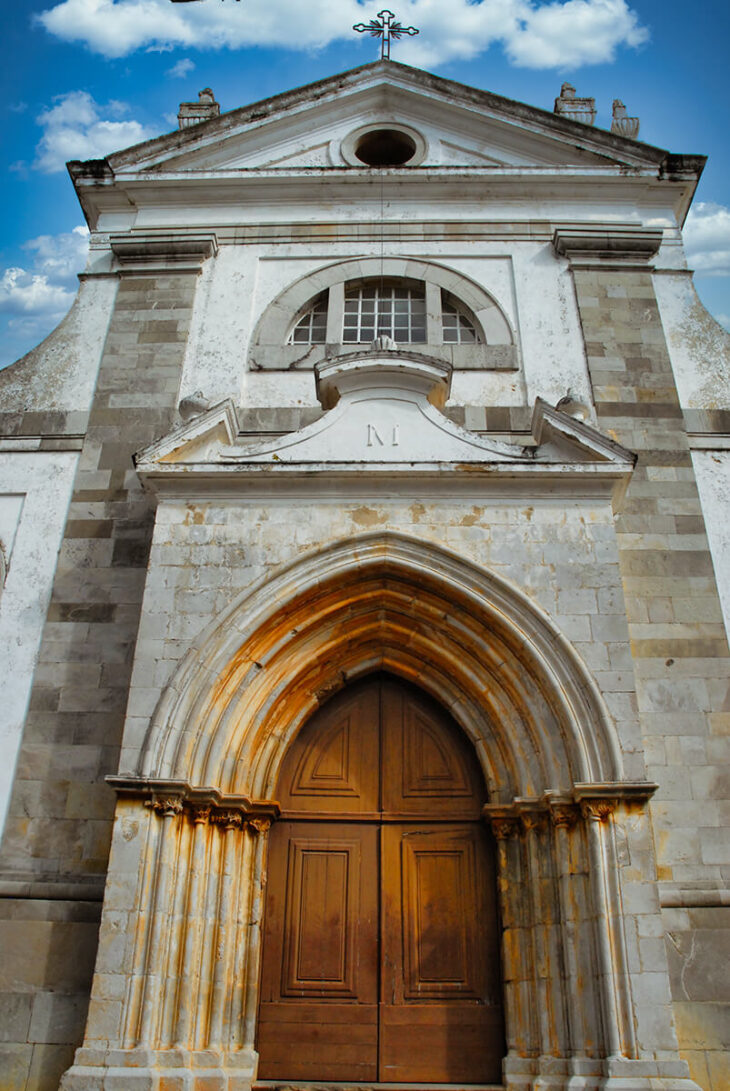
{"left": 76, "top": 171, "right": 695, "bottom": 234}
{"left": 109, "top": 232, "right": 218, "bottom": 274}
{"left": 137, "top": 461, "right": 633, "bottom": 508}
{"left": 553, "top": 225, "right": 663, "bottom": 269}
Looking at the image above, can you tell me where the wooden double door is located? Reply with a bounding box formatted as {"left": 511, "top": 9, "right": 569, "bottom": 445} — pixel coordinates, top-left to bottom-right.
{"left": 257, "top": 675, "right": 504, "bottom": 1084}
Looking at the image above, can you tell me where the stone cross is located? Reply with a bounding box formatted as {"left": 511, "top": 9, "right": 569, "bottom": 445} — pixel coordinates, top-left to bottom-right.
{"left": 353, "top": 9, "right": 419, "bottom": 60}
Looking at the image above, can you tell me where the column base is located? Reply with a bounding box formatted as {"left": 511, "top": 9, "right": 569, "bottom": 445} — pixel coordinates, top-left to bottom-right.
{"left": 503, "top": 1053, "right": 704, "bottom": 1091}
{"left": 60, "top": 1047, "right": 258, "bottom": 1091}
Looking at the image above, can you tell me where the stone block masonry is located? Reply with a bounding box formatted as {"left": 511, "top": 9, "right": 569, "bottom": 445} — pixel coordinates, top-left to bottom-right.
{"left": 571, "top": 264, "right": 730, "bottom": 1090}
{"left": 0, "top": 261, "right": 208, "bottom": 1091}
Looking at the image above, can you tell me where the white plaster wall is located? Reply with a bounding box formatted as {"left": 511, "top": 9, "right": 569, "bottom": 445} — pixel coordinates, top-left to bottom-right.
{"left": 691, "top": 449, "right": 730, "bottom": 641}
{"left": 0, "top": 275, "right": 117, "bottom": 413}
{"left": 513, "top": 243, "right": 594, "bottom": 413}
{"left": 654, "top": 271, "right": 730, "bottom": 409}
{"left": 0, "top": 495, "right": 25, "bottom": 566}
{"left": 179, "top": 246, "right": 258, "bottom": 407}
{"left": 0, "top": 453, "right": 78, "bottom": 836}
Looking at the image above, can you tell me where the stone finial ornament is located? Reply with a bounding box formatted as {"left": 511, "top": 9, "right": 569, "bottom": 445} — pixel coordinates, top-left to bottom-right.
{"left": 178, "top": 390, "right": 212, "bottom": 420}
{"left": 611, "top": 99, "right": 640, "bottom": 139}
{"left": 555, "top": 391, "right": 590, "bottom": 421}
{"left": 177, "top": 87, "right": 220, "bottom": 129}
{"left": 553, "top": 82, "right": 596, "bottom": 126}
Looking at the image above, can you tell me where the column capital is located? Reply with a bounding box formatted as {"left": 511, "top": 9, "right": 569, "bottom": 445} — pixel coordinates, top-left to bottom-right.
{"left": 580, "top": 797, "right": 618, "bottom": 822}
{"left": 144, "top": 796, "right": 184, "bottom": 818}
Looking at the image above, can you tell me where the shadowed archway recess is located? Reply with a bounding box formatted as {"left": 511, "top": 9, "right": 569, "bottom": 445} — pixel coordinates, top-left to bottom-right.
{"left": 138, "top": 532, "right": 623, "bottom": 802}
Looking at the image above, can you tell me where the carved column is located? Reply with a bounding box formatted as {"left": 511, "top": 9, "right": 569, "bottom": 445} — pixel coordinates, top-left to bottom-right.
{"left": 208, "top": 811, "right": 246, "bottom": 1049}
{"left": 173, "top": 804, "right": 212, "bottom": 1047}
{"left": 136, "top": 795, "right": 185, "bottom": 1047}
{"left": 241, "top": 817, "right": 273, "bottom": 1054}
{"left": 522, "top": 805, "right": 570, "bottom": 1060}
{"left": 487, "top": 810, "right": 538, "bottom": 1072}
{"left": 580, "top": 797, "right": 627, "bottom": 1060}
{"left": 549, "top": 800, "right": 595, "bottom": 1060}
{"left": 62, "top": 779, "right": 279, "bottom": 1089}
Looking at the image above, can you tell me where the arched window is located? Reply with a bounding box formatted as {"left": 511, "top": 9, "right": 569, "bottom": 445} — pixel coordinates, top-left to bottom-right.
{"left": 288, "top": 293, "right": 327, "bottom": 344}
{"left": 250, "top": 258, "right": 515, "bottom": 371}
{"left": 442, "top": 294, "right": 479, "bottom": 344}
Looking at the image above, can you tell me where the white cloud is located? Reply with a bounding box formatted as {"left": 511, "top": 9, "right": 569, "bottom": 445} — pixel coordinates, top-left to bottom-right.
{"left": 0, "top": 268, "right": 75, "bottom": 316}
{"left": 36, "top": 0, "right": 648, "bottom": 69}
{"left": 684, "top": 202, "right": 730, "bottom": 277}
{"left": 0, "top": 227, "right": 89, "bottom": 319}
{"left": 167, "top": 57, "right": 195, "bottom": 78}
{"left": 33, "top": 91, "right": 157, "bottom": 173}
{"left": 506, "top": 0, "right": 648, "bottom": 68}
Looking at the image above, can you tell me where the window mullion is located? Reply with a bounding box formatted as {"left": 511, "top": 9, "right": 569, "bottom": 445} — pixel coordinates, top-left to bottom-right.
{"left": 326, "top": 284, "right": 345, "bottom": 345}
{"left": 425, "top": 282, "right": 442, "bottom": 345}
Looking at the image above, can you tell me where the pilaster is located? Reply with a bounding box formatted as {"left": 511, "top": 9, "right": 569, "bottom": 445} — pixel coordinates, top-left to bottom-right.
{"left": 557, "top": 226, "right": 730, "bottom": 1089}
{"left": 0, "top": 235, "right": 216, "bottom": 1089}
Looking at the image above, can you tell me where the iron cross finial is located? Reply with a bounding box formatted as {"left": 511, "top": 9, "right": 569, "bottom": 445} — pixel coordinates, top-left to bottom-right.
{"left": 353, "top": 9, "right": 419, "bottom": 60}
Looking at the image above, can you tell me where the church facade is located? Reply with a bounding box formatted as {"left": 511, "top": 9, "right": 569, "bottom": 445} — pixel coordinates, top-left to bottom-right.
{"left": 0, "top": 61, "right": 728, "bottom": 1091}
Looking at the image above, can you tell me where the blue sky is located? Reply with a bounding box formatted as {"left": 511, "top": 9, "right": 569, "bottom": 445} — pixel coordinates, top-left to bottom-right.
{"left": 1, "top": 0, "right": 729, "bottom": 369}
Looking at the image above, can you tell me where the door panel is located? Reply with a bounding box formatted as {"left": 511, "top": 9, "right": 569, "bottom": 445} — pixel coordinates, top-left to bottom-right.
{"left": 380, "top": 824, "right": 503, "bottom": 1083}
{"left": 281, "top": 835, "right": 363, "bottom": 997}
{"left": 400, "top": 828, "right": 483, "bottom": 999}
{"left": 258, "top": 820, "right": 378, "bottom": 1080}
{"left": 276, "top": 682, "right": 380, "bottom": 813}
{"left": 257, "top": 1003, "right": 379, "bottom": 1082}
{"left": 380, "top": 677, "right": 484, "bottom": 818}
{"left": 379, "top": 1004, "right": 505, "bottom": 1084}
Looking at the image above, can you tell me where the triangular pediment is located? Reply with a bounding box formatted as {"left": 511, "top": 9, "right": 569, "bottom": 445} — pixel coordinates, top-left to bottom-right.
{"left": 106, "top": 62, "right": 667, "bottom": 177}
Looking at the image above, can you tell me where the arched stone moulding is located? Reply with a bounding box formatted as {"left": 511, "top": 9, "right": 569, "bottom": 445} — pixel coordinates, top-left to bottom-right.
{"left": 248, "top": 255, "right": 517, "bottom": 371}
{"left": 63, "top": 534, "right": 697, "bottom": 1091}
